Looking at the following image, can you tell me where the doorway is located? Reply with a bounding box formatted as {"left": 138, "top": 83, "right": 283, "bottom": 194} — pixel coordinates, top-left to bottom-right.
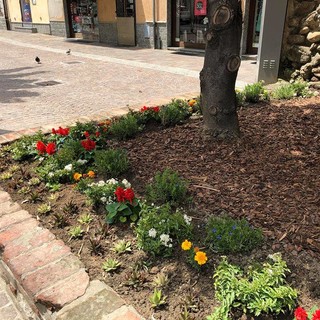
{"left": 246, "top": 0, "right": 263, "bottom": 54}
{"left": 116, "top": 0, "right": 135, "bottom": 46}
{"left": 171, "top": 0, "right": 207, "bottom": 49}
{"left": 20, "top": 0, "right": 32, "bottom": 24}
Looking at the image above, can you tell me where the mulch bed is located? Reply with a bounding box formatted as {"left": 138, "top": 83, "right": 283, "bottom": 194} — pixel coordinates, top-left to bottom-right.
{"left": 0, "top": 97, "right": 319, "bottom": 320}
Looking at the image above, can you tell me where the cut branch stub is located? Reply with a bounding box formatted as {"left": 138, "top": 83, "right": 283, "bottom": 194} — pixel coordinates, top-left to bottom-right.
{"left": 211, "top": 2, "right": 234, "bottom": 30}
{"left": 227, "top": 55, "right": 241, "bottom": 72}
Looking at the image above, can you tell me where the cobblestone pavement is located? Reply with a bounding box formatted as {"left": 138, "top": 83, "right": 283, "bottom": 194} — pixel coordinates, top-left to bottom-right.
{"left": 0, "top": 30, "right": 257, "bottom": 143}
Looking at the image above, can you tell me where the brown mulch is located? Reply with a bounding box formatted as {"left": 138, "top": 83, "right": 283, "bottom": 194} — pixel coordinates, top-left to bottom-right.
{"left": 0, "top": 97, "right": 319, "bottom": 320}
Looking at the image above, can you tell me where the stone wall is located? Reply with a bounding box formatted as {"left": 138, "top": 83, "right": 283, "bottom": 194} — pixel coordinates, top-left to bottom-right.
{"left": 282, "top": 0, "right": 320, "bottom": 82}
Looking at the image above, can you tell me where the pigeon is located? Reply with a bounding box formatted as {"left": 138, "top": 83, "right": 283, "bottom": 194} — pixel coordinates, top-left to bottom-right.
{"left": 35, "top": 56, "right": 41, "bottom": 64}
{"left": 66, "top": 49, "right": 71, "bottom": 55}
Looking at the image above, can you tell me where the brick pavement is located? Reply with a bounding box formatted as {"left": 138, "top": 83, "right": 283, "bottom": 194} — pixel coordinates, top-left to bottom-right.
{"left": 0, "top": 189, "right": 145, "bottom": 320}
{"left": 0, "top": 30, "right": 257, "bottom": 144}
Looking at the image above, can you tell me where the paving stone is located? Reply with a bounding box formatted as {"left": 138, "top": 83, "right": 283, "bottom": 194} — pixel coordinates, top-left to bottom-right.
{"left": 36, "top": 269, "right": 89, "bottom": 309}
{"left": 2, "top": 227, "right": 55, "bottom": 261}
{"left": 0, "top": 210, "right": 32, "bottom": 231}
{"left": 22, "top": 255, "right": 84, "bottom": 295}
{"left": 56, "top": 280, "right": 125, "bottom": 320}
{"left": 0, "top": 191, "right": 10, "bottom": 203}
{"left": 0, "top": 201, "right": 22, "bottom": 217}
{"left": 7, "top": 239, "right": 71, "bottom": 276}
{"left": 0, "top": 219, "right": 39, "bottom": 246}
{"left": 103, "top": 305, "right": 145, "bottom": 320}
{"left": 0, "top": 291, "right": 10, "bottom": 308}
{"left": 0, "top": 304, "right": 19, "bottom": 319}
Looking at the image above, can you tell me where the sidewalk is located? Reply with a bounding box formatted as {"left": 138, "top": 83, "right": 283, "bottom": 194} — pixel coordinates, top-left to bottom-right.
{"left": 0, "top": 30, "right": 257, "bottom": 144}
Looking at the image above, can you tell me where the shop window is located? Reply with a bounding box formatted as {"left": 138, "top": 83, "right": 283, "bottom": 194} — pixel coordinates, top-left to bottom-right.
{"left": 116, "top": 0, "right": 134, "bottom": 17}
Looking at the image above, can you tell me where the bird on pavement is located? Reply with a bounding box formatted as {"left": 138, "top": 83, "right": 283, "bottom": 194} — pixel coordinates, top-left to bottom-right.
{"left": 66, "top": 49, "right": 71, "bottom": 55}
{"left": 35, "top": 56, "right": 41, "bottom": 64}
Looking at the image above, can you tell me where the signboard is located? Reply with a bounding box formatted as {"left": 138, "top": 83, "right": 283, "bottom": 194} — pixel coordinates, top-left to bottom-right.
{"left": 194, "top": 0, "right": 206, "bottom": 16}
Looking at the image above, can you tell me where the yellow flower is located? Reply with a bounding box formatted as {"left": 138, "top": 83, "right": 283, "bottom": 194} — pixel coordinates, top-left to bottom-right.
{"left": 181, "top": 240, "right": 192, "bottom": 251}
{"left": 73, "top": 172, "right": 82, "bottom": 181}
{"left": 188, "top": 99, "right": 196, "bottom": 107}
{"left": 87, "top": 170, "right": 95, "bottom": 178}
{"left": 194, "top": 251, "right": 207, "bottom": 265}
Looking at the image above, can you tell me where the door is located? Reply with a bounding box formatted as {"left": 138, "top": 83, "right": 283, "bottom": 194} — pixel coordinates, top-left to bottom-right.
{"left": 20, "top": 0, "right": 32, "bottom": 25}
{"left": 116, "top": 0, "right": 135, "bottom": 46}
{"left": 246, "top": 0, "right": 263, "bottom": 54}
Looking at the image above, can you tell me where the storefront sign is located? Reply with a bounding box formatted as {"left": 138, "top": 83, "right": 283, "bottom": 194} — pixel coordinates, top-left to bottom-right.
{"left": 194, "top": 0, "right": 207, "bottom": 16}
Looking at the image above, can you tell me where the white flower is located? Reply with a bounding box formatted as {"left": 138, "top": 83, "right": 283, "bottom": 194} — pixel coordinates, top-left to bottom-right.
{"left": 77, "top": 159, "right": 87, "bottom": 165}
{"left": 64, "top": 164, "right": 73, "bottom": 171}
{"left": 97, "top": 180, "right": 105, "bottom": 186}
{"left": 148, "top": 228, "right": 157, "bottom": 238}
{"left": 100, "top": 197, "right": 107, "bottom": 203}
{"left": 122, "top": 179, "right": 131, "bottom": 188}
{"left": 183, "top": 214, "right": 192, "bottom": 225}
{"left": 160, "top": 234, "right": 172, "bottom": 247}
{"left": 48, "top": 172, "right": 54, "bottom": 177}
{"left": 106, "top": 178, "right": 118, "bottom": 185}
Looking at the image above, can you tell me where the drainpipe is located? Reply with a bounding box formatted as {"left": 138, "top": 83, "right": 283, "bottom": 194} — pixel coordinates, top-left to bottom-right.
{"left": 152, "top": 0, "right": 157, "bottom": 48}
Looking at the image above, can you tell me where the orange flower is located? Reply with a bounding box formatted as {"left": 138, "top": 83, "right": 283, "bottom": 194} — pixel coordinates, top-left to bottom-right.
{"left": 194, "top": 251, "right": 207, "bottom": 265}
{"left": 188, "top": 99, "right": 196, "bottom": 107}
{"left": 87, "top": 170, "right": 95, "bottom": 178}
{"left": 73, "top": 172, "right": 82, "bottom": 181}
{"left": 193, "top": 246, "right": 199, "bottom": 253}
{"left": 181, "top": 240, "right": 192, "bottom": 251}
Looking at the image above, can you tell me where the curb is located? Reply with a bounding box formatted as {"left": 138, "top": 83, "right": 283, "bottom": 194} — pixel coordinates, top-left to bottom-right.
{"left": 0, "top": 190, "right": 145, "bottom": 320}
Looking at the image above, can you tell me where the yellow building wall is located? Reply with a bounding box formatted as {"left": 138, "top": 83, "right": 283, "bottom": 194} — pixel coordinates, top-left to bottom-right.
{"left": 30, "top": 1, "right": 50, "bottom": 23}
{"left": 7, "top": 0, "right": 22, "bottom": 22}
{"left": 136, "top": 0, "right": 166, "bottom": 24}
{"left": 98, "top": 0, "right": 116, "bottom": 23}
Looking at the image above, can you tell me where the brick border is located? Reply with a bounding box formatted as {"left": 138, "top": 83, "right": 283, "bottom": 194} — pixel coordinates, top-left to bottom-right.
{"left": 0, "top": 190, "right": 145, "bottom": 319}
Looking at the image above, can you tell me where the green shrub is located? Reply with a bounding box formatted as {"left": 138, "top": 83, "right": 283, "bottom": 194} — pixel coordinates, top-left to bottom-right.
{"left": 243, "top": 81, "right": 269, "bottom": 103}
{"left": 109, "top": 114, "right": 140, "bottom": 140}
{"left": 146, "top": 168, "right": 190, "bottom": 207}
{"left": 135, "top": 204, "right": 193, "bottom": 256}
{"left": 10, "top": 132, "right": 45, "bottom": 161}
{"left": 236, "top": 89, "right": 246, "bottom": 106}
{"left": 130, "top": 106, "right": 161, "bottom": 125}
{"left": 205, "top": 215, "right": 263, "bottom": 254}
{"left": 159, "top": 99, "right": 191, "bottom": 126}
{"left": 94, "top": 149, "right": 129, "bottom": 177}
{"left": 272, "top": 80, "right": 313, "bottom": 100}
{"left": 69, "top": 121, "right": 97, "bottom": 140}
{"left": 207, "top": 254, "right": 298, "bottom": 320}
{"left": 55, "top": 140, "right": 83, "bottom": 167}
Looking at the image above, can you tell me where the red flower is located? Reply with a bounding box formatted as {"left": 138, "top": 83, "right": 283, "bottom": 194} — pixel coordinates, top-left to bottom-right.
{"left": 52, "top": 127, "right": 69, "bottom": 136}
{"left": 124, "top": 188, "right": 135, "bottom": 203}
{"left": 52, "top": 128, "right": 57, "bottom": 134}
{"left": 36, "top": 141, "right": 47, "bottom": 154}
{"left": 84, "top": 131, "right": 90, "bottom": 138}
{"left": 140, "top": 106, "right": 149, "bottom": 112}
{"left": 95, "top": 131, "right": 100, "bottom": 137}
{"left": 294, "top": 307, "right": 308, "bottom": 320}
{"left": 312, "top": 310, "right": 320, "bottom": 320}
{"left": 152, "top": 106, "right": 160, "bottom": 113}
{"left": 46, "top": 142, "right": 56, "bottom": 155}
{"left": 81, "top": 138, "right": 96, "bottom": 151}
{"left": 115, "top": 187, "right": 125, "bottom": 202}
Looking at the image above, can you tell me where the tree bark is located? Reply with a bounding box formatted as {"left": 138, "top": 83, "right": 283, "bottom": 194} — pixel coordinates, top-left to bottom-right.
{"left": 200, "top": 0, "right": 242, "bottom": 139}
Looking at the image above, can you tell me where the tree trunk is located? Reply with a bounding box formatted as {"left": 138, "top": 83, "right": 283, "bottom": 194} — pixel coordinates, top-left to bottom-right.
{"left": 200, "top": 0, "right": 242, "bottom": 139}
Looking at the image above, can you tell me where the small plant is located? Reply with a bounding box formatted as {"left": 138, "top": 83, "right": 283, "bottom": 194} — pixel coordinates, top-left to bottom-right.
{"left": 236, "top": 89, "right": 246, "bottom": 106}
{"left": 109, "top": 114, "right": 140, "bottom": 140}
{"left": 146, "top": 168, "right": 190, "bottom": 207}
{"left": 112, "top": 240, "right": 132, "bottom": 254}
{"left": 207, "top": 253, "right": 298, "bottom": 320}
{"left": 68, "top": 225, "right": 84, "bottom": 239}
{"left": 28, "top": 177, "right": 41, "bottom": 186}
{"left": 271, "top": 80, "right": 313, "bottom": 100}
{"left": 52, "top": 212, "right": 68, "bottom": 228}
{"left": 88, "top": 234, "right": 103, "bottom": 255}
{"left": 8, "top": 165, "right": 20, "bottom": 173}
{"left": 0, "top": 171, "right": 13, "bottom": 180}
{"left": 149, "top": 288, "right": 167, "bottom": 309}
{"left": 18, "top": 186, "right": 31, "bottom": 194}
{"left": 62, "top": 200, "right": 79, "bottom": 215}
{"left": 78, "top": 213, "right": 93, "bottom": 224}
{"left": 179, "top": 289, "right": 200, "bottom": 319}
{"left": 243, "top": 81, "right": 269, "bottom": 103}
{"left": 94, "top": 149, "right": 129, "bottom": 178}
{"left": 37, "top": 203, "right": 51, "bottom": 215}
{"left": 152, "top": 272, "right": 169, "bottom": 288}
{"left": 124, "top": 266, "right": 147, "bottom": 288}
{"left": 181, "top": 240, "right": 208, "bottom": 268}
{"left": 29, "top": 191, "right": 41, "bottom": 203}
{"left": 102, "top": 258, "right": 121, "bottom": 272}
{"left": 205, "top": 215, "right": 263, "bottom": 254}
{"left": 47, "top": 193, "right": 59, "bottom": 202}
{"left": 159, "top": 99, "right": 191, "bottom": 126}
{"left": 135, "top": 204, "right": 193, "bottom": 256}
